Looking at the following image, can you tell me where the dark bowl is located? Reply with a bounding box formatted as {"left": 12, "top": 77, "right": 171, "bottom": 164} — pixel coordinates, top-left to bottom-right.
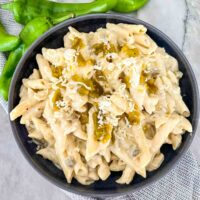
{"left": 8, "top": 14, "right": 199, "bottom": 197}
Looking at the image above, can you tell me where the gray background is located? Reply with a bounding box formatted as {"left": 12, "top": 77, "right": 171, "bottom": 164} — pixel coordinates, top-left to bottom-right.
{"left": 0, "top": 0, "right": 200, "bottom": 199}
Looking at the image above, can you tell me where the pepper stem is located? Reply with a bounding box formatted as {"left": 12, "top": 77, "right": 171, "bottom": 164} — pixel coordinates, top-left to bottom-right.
{"left": 51, "top": 13, "right": 75, "bottom": 25}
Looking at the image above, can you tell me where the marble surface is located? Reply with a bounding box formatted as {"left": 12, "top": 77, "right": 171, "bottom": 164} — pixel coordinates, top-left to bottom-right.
{"left": 0, "top": 0, "right": 200, "bottom": 199}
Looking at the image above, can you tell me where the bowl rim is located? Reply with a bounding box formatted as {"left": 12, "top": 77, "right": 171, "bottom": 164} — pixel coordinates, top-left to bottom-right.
{"left": 8, "top": 13, "right": 199, "bottom": 197}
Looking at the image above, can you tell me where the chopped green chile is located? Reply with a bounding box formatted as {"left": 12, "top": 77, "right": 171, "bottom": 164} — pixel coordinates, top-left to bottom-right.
{"left": 94, "top": 70, "right": 111, "bottom": 96}
{"left": 146, "top": 78, "right": 158, "bottom": 94}
{"left": 72, "top": 74, "right": 103, "bottom": 97}
{"left": 93, "top": 111, "right": 112, "bottom": 143}
{"left": 79, "top": 112, "right": 89, "bottom": 125}
{"left": 78, "top": 86, "right": 89, "bottom": 96}
{"left": 126, "top": 110, "right": 140, "bottom": 125}
{"left": 119, "top": 72, "right": 131, "bottom": 89}
{"left": 77, "top": 53, "right": 86, "bottom": 66}
{"left": 143, "top": 123, "right": 156, "bottom": 139}
{"left": 96, "top": 124, "right": 112, "bottom": 143}
{"left": 72, "top": 75, "right": 90, "bottom": 96}
{"left": 140, "top": 70, "right": 148, "bottom": 84}
{"left": 95, "top": 70, "right": 107, "bottom": 82}
{"left": 77, "top": 52, "right": 94, "bottom": 67}
{"left": 71, "top": 37, "right": 84, "bottom": 50}
{"left": 93, "top": 43, "right": 117, "bottom": 55}
{"left": 111, "top": 132, "right": 116, "bottom": 144}
{"left": 56, "top": 82, "right": 66, "bottom": 89}
{"left": 51, "top": 65, "right": 63, "bottom": 78}
{"left": 121, "top": 45, "right": 140, "bottom": 57}
{"left": 71, "top": 74, "right": 83, "bottom": 82}
{"left": 88, "top": 101, "right": 99, "bottom": 109}
{"left": 140, "top": 69, "right": 158, "bottom": 95}
{"left": 52, "top": 89, "right": 63, "bottom": 111}
{"left": 89, "top": 80, "right": 104, "bottom": 98}
{"left": 86, "top": 102, "right": 93, "bottom": 110}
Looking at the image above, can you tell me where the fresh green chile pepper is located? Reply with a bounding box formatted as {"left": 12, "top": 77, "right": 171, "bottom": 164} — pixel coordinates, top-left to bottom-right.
{"left": 113, "top": 0, "right": 149, "bottom": 12}
{"left": 14, "top": 0, "right": 117, "bottom": 13}
{"left": 1, "top": 0, "right": 117, "bottom": 25}
{"left": 19, "top": 14, "right": 74, "bottom": 46}
{"left": 19, "top": 17, "right": 53, "bottom": 46}
{"left": 0, "top": 21, "right": 21, "bottom": 52}
{"left": 0, "top": 13, "right": 75, "bottom": 101}
{"left": 0, "top": 44, "right": 26, "bottom": 100}
{"left": 71, "top": 0, "right": 116, "bottom": 17}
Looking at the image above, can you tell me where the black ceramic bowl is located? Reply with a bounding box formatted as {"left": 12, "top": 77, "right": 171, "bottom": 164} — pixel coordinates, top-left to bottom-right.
{"left": 9, "top": 14, "right": 199, "bottom": 197}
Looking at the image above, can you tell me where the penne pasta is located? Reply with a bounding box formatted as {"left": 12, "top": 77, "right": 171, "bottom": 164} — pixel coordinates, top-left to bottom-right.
{"left": 116, "top": 165, "right": 135, "bottom": 184}
{"left": 10, "top": 23, "right": 192, "bottom": 185}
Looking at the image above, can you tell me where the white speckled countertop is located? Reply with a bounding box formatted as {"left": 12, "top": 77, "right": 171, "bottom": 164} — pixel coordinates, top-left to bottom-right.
{"left": 0, "top": 0, "right": 200, "bottom": 199}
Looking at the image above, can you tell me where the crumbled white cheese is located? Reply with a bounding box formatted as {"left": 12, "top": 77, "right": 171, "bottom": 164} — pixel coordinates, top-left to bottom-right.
{"left": 56, "top": 100, "right": 66, "bottom": 108}
{"left": 106, "top": 115, "right": 119, "bottom": 127}
{"left": 98, "top": 96, "right": 111, "bottom": 114}
{"left": 122, "top": 57, "right": 136, "bottom": 67}
{"left": 97, "top": 109, "right": 104, "bottom": 125}
{"left": 128, "top": 64, "right": 142, "bottom": 88}
{"left": 115, "top": 57, "right": 137, "bottom": 72}
{"left": 98, "top": 96, "right": 122, "bottom": 126}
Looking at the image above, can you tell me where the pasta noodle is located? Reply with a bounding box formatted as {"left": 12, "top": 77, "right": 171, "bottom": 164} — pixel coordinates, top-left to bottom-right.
{"left": 10, "top": 23, "right": 192, "bottom": 185}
